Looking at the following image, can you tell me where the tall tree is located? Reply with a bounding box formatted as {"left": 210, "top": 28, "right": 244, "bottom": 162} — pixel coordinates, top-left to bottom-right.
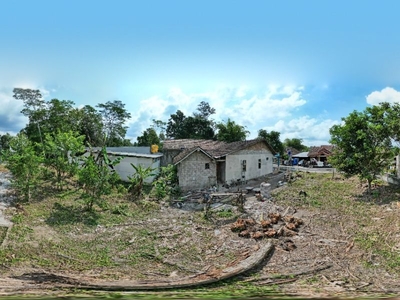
{"left": 136, "top": 127, "right": 160, "bottom": 146}
{"left": 258, "top": 129, "right": 284, "bottom": 155}
{"left": 166, "top": 110, "right": 187, "bottom": 139}
{"left": 216, "top": 118, "right": 249, "bottom": 142}
{"left": 76, "top": 105, "right": 104, "bottom": 146}
{"left": 284, "top": 138, "right": 308, "bottom": 152}
{"left": 97, "top": 100, "right": 132, "bottom": 146}
{"left": 13, "top": 88, "right": 47, "bottom": 144}
{"left": 193, "top": 101, "right": 216, "bottom": 119}
{"left": 166, "top": 102, "right": 216, "bottom": 139}
{"left": 329, "top": 104, "right": 395, "bottom": 192}
{"left": 152, "top": 119, "right": 167, "bottom": 141}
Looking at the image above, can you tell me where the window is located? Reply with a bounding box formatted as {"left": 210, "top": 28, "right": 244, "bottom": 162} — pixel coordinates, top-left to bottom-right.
{"left": 242, "top": 160, "right": 246, "bottom": 172}
{"left": 258, "top": 159, "right": 261, "bottom": 169}
{"left": 205, "top": 163, "right": 210, "bottom": 169}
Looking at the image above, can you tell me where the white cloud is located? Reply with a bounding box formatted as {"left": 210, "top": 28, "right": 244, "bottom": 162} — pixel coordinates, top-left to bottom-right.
{"left": 127, "top": 85, "right": 308, "bottom": 140}
{"left": 0, "top": 90, "right": 27, "bottom": 135}
{"left": 265, "top": 116, "right": 339, "bottom": 146}
{"left": 366, "top": 87, "right": 400, "bottom": 105}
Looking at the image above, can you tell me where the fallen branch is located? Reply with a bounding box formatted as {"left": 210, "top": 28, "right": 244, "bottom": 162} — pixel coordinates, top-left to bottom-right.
{"left": 51, "top": 242, "right": 274, "bottom": 291}
{"left": 245, "top": 263, "right": 333, "bottom": 283}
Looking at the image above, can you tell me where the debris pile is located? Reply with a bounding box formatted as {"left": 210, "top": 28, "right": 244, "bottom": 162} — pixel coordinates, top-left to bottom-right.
{"left": 230, "top": 213, "right": 303, "bottom": 240}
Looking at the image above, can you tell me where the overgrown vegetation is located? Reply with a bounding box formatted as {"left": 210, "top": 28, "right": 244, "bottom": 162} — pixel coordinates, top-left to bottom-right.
{"left": 273, "top": 172, "right": 400, "bottom": 272}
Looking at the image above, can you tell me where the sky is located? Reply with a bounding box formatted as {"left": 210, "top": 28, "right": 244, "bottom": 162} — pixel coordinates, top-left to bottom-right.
{"left": 1, "top": 0, "right": 400, "bottom": 146}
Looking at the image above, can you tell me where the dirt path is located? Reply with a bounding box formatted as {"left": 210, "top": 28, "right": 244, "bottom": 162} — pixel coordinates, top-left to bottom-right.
{"left": 0, "top": 172, "right": 13, "bottom": 227}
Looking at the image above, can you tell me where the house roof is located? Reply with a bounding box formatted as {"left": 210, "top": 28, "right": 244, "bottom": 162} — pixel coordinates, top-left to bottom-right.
{"left": 164, "top": 139, "right": 275, "bottom": 165}
{"left": 90, "top": 147, "right": 163, "bottom": 159}
{"left": 292, "top": 151, "right": 309, "bottom": 158}
{"left": 308, "top": 145, "right": 334, "bottom": 157}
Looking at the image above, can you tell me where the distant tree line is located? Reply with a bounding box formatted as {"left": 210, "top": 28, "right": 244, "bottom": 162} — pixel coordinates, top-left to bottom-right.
{"left": 0, "top": 88, "right": 310, "bottom": 158}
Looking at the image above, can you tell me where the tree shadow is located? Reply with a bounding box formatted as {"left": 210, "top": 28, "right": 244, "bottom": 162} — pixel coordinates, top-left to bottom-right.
{"left": 356, "top": 182, "right": 400, "bottom": 206}
{"left": 45, "top": 202, "right": 101, "bottom": 226}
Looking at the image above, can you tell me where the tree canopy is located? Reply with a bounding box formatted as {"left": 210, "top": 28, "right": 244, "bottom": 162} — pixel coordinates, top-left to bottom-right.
{"left": 13, "top": 88, "right": 132, "bottom": 147}
{"left": 97, "top": 100, "right": 132, "bottom": 146}
{"left": 329, "top": 102, "right": 396, "bottom": 192}
{"left": 216, "top": 118, "right": 249, "bottom": 142}
{"left": 284, "top": 138, "right": 308, "bottom": 152}
{"left": 258, "top": 129, "right": 284, "bottom": 155}
{"left": 166, "top": 102, "right": 215, "bottom": 139}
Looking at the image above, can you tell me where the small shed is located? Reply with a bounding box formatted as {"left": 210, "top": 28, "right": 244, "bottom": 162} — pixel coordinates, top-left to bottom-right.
{"left": 89, "top": 147, "right": 163, "bottom": 182}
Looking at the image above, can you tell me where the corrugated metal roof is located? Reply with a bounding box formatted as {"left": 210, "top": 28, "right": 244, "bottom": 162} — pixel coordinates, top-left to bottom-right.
{"left": 89, "top": 147, "right": 163, "bottom": 158}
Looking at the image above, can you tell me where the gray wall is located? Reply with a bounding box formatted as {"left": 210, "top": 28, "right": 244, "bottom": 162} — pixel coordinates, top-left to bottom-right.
{"left": 177, "top": 151, "right": 216, "bottom": 191}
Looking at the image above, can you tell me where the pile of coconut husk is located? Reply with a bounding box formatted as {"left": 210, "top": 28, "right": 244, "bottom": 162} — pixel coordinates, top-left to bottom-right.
{"left": 230, "top": 213, "right": 303, "bottom": 240}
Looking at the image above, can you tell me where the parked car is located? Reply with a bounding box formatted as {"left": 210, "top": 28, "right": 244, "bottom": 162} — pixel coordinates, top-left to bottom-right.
{"left": 298, "top": 159, "right": 304, "bottom": 166}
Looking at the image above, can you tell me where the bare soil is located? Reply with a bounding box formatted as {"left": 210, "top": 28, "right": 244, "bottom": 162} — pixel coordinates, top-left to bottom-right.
{"left": 1, "top": 171, "right": 400, "bottom": 298}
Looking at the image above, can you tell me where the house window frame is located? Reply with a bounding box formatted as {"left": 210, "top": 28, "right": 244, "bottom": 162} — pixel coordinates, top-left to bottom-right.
{"left": 258, "top": 159, "right": 261, "bottom": 169}
{"left": 205, "top": 163, "right": 210, "bottom": 170}
{"left": 242, "top": 160, "right": 247, "bottom": 172}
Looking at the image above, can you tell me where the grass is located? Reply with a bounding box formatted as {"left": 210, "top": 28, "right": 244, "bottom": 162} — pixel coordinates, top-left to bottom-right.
{"left": 272, "top": 171, "right": 400, "bottom": 272}
{"left": 2, "top": 171, "right": 400, "bottom": 297}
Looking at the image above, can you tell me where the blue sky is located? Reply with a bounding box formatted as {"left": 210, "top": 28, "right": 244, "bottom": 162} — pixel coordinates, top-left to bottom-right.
{"left": 1, "top": 0, "right": 400, "bottom": 146}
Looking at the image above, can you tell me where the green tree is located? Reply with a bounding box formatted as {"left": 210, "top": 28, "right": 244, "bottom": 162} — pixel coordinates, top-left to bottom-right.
{"left": 42, "top": 131, "right": 85, "bottom": 190}
{"left": 151, "top": 164, "right": 178, "bottom": 200}
{"left": 166, "top": 110, "right": 187, "bottom": 139}
{"left": 216, "top": 118, "right": 249, "bottom": 142}
{"left": 128, "top": 164, "right": 155, "bottom": 200}
{"left": 13, "top": 88, "right": 46, "bottom": 144}
{"left": 76, "top": 105, "right": 104, "bottom": 146}
{"left": 284, "top": 138, "right": 308, "bottom": 152}
{"left": 97, "top": 100, "right": 132, "bottom": 146}
{"left": 136, "top": 128, "right": 160, "bottom": 146}
{"left": 3, "top": 133, "right": 43, "bottom": 202}
{"left": 0, "top": 133, "right": 13, "bottom": 151}
{"left": 152, "top": 119, "right": 167, "bottom": 142}
{"left": 45, "top": 99, "right": 78, "bottom": 134}
{"left": 329, "top": 104, "right": 394, "bottom": 192}
{"left": 77, "top": 146, "right": 121, "bottom": 210}
{"left": 166, "top": 102, "right": 216, "bottom": 139}
{"left": 258, "top": 129, "right": 284, "bottom": 155}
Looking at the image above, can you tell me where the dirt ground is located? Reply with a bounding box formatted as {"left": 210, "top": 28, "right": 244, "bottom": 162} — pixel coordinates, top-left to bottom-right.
{"left": 1, "top": 171, "right": 400, "bottom": 298}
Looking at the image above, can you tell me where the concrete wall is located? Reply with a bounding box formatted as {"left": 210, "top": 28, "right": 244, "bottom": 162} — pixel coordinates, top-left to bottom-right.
{"left": 107, "top": 155, "right": 161, "bottom": 182}
{"left": 161, "top": 149, "right": 181, "bottom": 167}
{"left": 225, "top": 143, "right": 273, "bottom": 184}
{"left": 177, "top": 151, "right": 216, "bottom": 191}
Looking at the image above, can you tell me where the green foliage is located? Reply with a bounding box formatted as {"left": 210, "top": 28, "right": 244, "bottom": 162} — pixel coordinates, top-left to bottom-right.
{"left": 258, "top": 129, "right": 284, "bottom": 155}
{"left": 284, "top": 138, "right": 308, "bottom": 152}
{"left": 97, "top": 100, "right": 132, "bottom": 146}
{"left": 128, "top": 164, "right": 155, "bottom": 200}
{"left": 166, "top": 102, "right": 216, "bottom": 139}
{"left": 0, "top": 133, "right": 13, "bottom": 151}
{"left": 77, "top": 146, "right": 121, "bottom": 210}
{"left": 3, "top": 133, "right": 44, "bottom": 202}
{"left": 42, "top": 131, "right": 85, "bottom": 190}
{"left": 76, "top": 105, "right": 104, "bottom": 146}
{"left": 13, "top": 88, "right": 46, "bottom": 144}
{"left": 329, "top": 103, "right": 395, "bottom": 192}
{"left": 151, "top": 164, "right": 179, "bottom": 200}
{"left": 216, "top": 118, "right": 249, "bottom": 142}
{"left": 136, "top": 127, "right": 160, "bottom": 146}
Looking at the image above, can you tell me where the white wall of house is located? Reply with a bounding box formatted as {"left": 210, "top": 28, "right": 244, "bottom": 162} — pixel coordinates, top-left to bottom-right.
{"left": 225, "top": 144, "right": 273, "bottom": 184}
{"left": 177, "top": 151, "right": 217, "bottom": 191}
{"left": 107, "top": 154, "right": 161, "bottom": 182}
